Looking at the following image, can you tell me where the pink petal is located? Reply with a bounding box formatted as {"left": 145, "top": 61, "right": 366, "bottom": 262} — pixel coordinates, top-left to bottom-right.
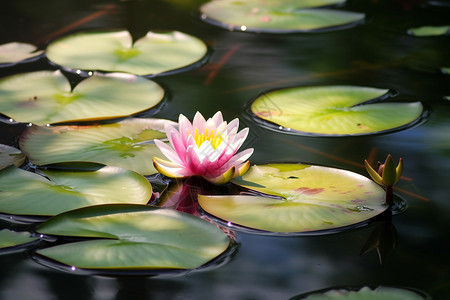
{"left": 186, "top": 144, "right": 206, "bottom": 175}
{"left": 228, "top": 148, "right": 254, "bottom": 165}
{"left": 154, "top": 139, "right": 184, "bottom": 166}
{"left": 225, "top": 128, "right": 249, "bottom": 155}
{"left": 193, "top": 111, "right": 206, "bottom": 133}
{"left": 211, "top": 111, "right": 224, "bottom": 126}
{"left": 215, "top": 121, "right": 228, "bottom": 137}
{"left": 222, "top": 118, "right": 239, "bottom": 141}
{"left": 196, "top": 140, "right": 215, "bottom": 163}
{"left": 207, "top": 148, "right": 253, "bottom": 177}
{"left": 206, "top": 141, "right": 227, "bottom": 163}
{"left": 165, "top": 125, "right": 187, "bottom": 164}
{"left": 210, "top": 128, "right": 249, "bottom": 168}
{"left": 153, "top": 157, "right": 193, "bottom": 178}
{"left": 178, "top": 114, "right": 194, "bottom": 147}
{"left": 186, "top": 134, "right": 198, "bottom": 149}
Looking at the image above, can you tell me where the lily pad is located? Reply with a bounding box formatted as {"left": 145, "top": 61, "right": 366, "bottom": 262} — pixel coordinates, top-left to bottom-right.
{"left": 46, "top": 30, "right": 208, "bottom": 76}
{"left": 291, "top": 286, "right": 430, "bottom": 300}
{"left": 200, "top": 0, "right": 365, "bottom": 33}
{"left": 408, "top": 25, "right": 450, "bottom": 36}
{"left": 20, "top": 118, "right": 174, "bottom": 175}
{"left": 0, "top": 165, "right": 152, "bottom": 217}
{"left": 250, "top": 85, "right": 424, "bottom": 136}
{"left": 0, "top": 229, "right": 40, "bottom": 250}
{"left": 0, "top": 70, "right": 164, "bottom": 125}
{"left": 35, "top": 204, "right": 231, "bottom": 272}
{"left": 0, "top": 144, "right": 25, "bottom": 170}
{"left": 198, "top": 163, "right": 388, "bottom": 234}
{"left": 0, "top": 42, "right": 43, "bottom": 65}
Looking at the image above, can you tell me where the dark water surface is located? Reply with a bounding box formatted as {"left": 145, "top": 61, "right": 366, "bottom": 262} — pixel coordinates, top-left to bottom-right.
{"left": 1, "top": 0, "right": 449, "bottom": 299}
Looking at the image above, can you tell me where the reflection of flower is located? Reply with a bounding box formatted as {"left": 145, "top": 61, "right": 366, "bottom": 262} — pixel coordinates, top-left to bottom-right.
{"left": 365, "top": 154, "right": 403, "bottom": 204}
{"left": 153, "top": 111, "right": 253, "bottom": 184}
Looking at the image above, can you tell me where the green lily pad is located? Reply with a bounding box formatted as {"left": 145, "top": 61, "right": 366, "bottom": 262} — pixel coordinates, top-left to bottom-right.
{"left": 291, "top": 286, "right": 429, "bottom": 300}
{"left": 0, "top": 42, "right": 43, "bottom": 65}
{"left": 46, "top": 30, "right": 208, "bottom": 76}
{"left": 0, "top": 229, "right": 39, "bottom": 250}
{"left": 200, "top": 0, "right": 365, "bottom": 33}
{"left": 250, "top": 85, "right": 423, "bottom": 136}
{"left": 0, "top": 144, "right": 25, "bottom": 170}
{"left": 35, "top": 204, "right": 230, "bottom": 271}
{"left": 0, "top": 165, "right": 152, "bottom": 217}
{"left": 0, "top": 70, "right": 164, "bottom": 125}
{"left": 20, "top": 118, "right": 174, "bottom": 175}
{"left": 198, "top": 163, "right": 387, "bottom": 234}
{"left": 408, "top": 25, "right": 450, "bottom": 36}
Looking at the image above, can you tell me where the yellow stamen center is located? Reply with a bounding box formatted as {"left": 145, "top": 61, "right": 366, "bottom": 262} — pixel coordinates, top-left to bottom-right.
{"left": 190, "top": 128, "right": 223, "bottom": 150}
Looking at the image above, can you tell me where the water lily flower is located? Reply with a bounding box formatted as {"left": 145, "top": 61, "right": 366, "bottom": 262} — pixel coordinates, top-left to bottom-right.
{"left": 153, "top": 111, "right": 253, "bottom": 184}
{"left": 365, "top": 154, "right": 403, "bottom": 204}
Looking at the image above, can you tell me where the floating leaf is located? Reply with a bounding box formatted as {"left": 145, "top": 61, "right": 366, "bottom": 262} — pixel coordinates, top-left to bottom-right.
{"left": 408, "top": 25, "right": 450, "bottom": 36}
{"left": 35, "top": 204, "right": 231, "bottom": 271}
{"left": 0, "top": 144, "right": 25, "bottom": 170}
{"left": 291, "top": 286, "right": 429, "bottom": 299}
{"left": 200, "top": 0, "right": 365, "bottom": 33}
{"left": 198, "top": 164, "right": 387, "bottom": 234}
{"left": 250, "top": 85, "right": 423, "bottom": 136}
{"left": 46, "top": 30, "right": 208, "bottom": 76}
{"left": 0, "top": 70, "right": 164, "bottom": 125}
{"left": 20, "top": 118, "right": 174, "bottom": 175}
{"left": 0, "top": 229, "right": 39, "bottom": 250}
{"left": 0, "top": 166, "right": 152, "bottom": 217}
{"left": 0, "top": 42, "right": 43, "bottom": 65}
{"left": 442, "top": 67, "right": 450, "bottom": 75}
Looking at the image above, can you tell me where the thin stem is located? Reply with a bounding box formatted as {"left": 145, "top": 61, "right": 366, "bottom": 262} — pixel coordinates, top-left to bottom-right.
{"left": 385, "top": 185, "right": 393, "bottom": 205}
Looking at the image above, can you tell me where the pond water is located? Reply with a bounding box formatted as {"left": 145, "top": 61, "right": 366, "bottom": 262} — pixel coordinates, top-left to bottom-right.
{"left": 1, "top": 0, "right": 449, "bottom": 299}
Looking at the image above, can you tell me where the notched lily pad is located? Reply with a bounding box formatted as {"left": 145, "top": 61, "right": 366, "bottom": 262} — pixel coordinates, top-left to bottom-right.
{"left": 46, "top": 30, "right": 208, "bottom": 76}
{"left": 198, "top": 163, "right": 388, "bottom": 234}
{"left": 0, "top": 42, "right": 43, "bottom": 66}
{"left": 0, "top": 229, "right": 40, "bottom": 253}
{"left": 290, "top": 286, "right": 430, "bottom": 300}
{"left": 20, "top": 118, "right": 175, "bottom": 175}
{"left": 200, "top": 0, "right": 365, "bottom": 33}
{"left": 408, "top": 25, "right": 450, "bottom": 36}
{"left": 0, "top": 165, "right": 152, "bottom": 218}
{"left": 250, "top": 85, "right": 424, "bottom": 136}
{"left": 35, "top": 204, "right": 231, "bottom": 273}
{"left": 0, "top": 70, "right": 164, "bottom": 125}
{"left": 0, "top": 144, "right": 25, "bottom": 170}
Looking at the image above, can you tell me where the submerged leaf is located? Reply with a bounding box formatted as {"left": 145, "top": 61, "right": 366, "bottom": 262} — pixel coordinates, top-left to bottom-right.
{"left": 0, "top": 166, "right": 152, "bottom": 217}
{"left": 36, "top": 204, "right": 230, "bottom": 271}
{"left": 250, "top": 85, "right": 423, "bottom": 135}
{"left": 200, "top": 0, "right": 364, "bottom": 33}
{"left": 0, "top": 70, "right": 164, "bottom": 125}
{"left": 20, "top": 118, "right": 174, "bottom": 175}
{"left": 198, "top": 164, "right": 387, "bottom": 234}
{"left": 46, "top": 30, "right": 208, "bottom": 76}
